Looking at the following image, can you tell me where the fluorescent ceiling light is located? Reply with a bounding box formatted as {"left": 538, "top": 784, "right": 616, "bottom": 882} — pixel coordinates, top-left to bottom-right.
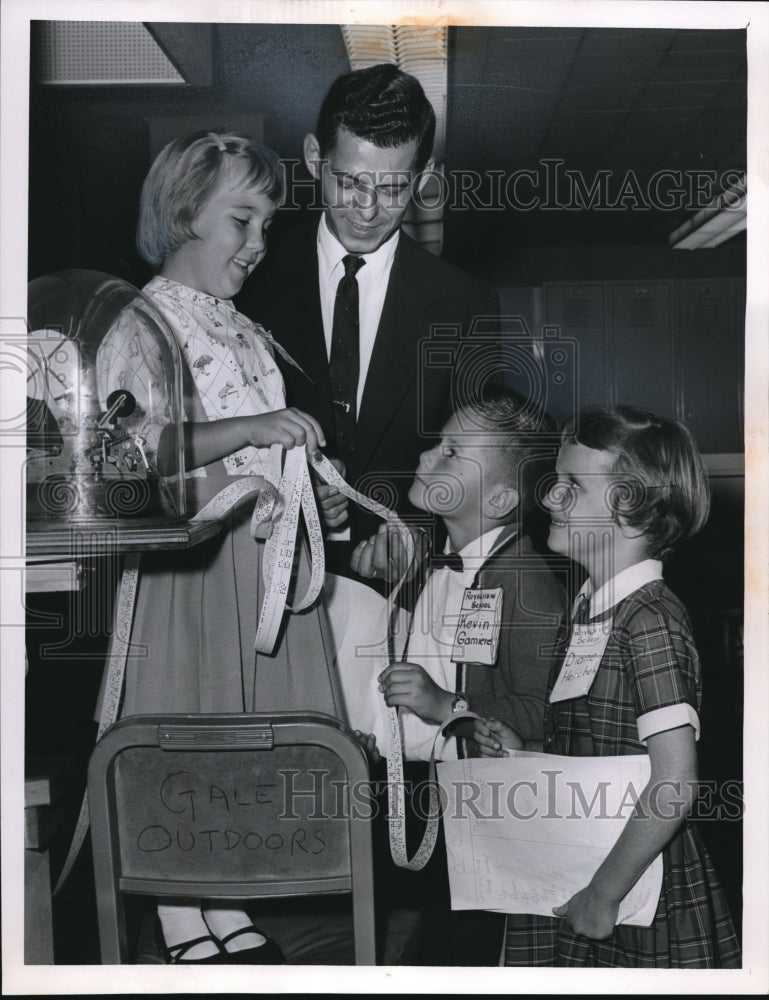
{"left": 669, "top": 174, "right": 746, "bottom": 250}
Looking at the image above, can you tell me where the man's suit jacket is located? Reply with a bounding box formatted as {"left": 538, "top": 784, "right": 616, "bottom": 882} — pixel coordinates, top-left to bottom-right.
{"left": 238, "top": 217, "right": 500, "bottom": 545}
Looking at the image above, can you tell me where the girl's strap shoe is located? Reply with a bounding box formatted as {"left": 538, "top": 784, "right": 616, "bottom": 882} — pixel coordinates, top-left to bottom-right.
{"left": 160, "top": 929, "right": 228, "bottom": 965}
{"left": 218, "top": 926, "right": 286, "bottom": 964}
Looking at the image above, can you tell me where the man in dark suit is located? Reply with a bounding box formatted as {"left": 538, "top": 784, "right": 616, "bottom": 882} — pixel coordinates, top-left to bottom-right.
{"left": 239, "top": 63, "right": 499, "bottom": 569}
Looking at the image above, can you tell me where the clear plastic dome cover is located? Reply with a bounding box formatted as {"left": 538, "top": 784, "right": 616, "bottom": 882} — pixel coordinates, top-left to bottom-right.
{"left": 26, "top": 270, "right": 186, "bottom": 523}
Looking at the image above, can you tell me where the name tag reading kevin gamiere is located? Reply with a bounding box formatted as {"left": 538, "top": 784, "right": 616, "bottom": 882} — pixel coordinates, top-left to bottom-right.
{"left": 451, "top": 588, "right": 503, "bottom": 666}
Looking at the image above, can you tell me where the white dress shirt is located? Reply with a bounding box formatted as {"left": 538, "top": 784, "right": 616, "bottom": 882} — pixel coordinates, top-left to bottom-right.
{"left": 402, "top": 526, "right": 509, "bottom": 761}
{"left": 317, "top": 214, "right": 399, "bottom": 540}
{"left": 316, "top": 213, "right": 399, "bottom": 416}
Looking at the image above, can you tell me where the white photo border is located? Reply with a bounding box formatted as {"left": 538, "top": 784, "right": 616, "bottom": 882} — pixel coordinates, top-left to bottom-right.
{"left": 2, "top": 1, "right": 767, "bottom": 994}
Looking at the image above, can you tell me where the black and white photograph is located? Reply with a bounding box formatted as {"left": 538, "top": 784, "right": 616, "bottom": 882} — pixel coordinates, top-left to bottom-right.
{"left": 1, "top": 0, "right": 767, "bottom": 994}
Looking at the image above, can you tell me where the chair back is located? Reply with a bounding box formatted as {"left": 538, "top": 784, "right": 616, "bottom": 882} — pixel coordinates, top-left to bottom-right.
{"left": 88, "top": 712, "right": 375, "bottom": 964}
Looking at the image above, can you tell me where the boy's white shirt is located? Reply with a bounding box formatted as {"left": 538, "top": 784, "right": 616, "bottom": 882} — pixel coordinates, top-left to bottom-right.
{"left": 402, "top": 524, "right": 509, "bottom": 761}
{"left": 575, "top": 558, "right": 700, "bottom": 742}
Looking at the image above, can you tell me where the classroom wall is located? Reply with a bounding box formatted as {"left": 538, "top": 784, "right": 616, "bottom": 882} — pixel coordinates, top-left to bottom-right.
{"left": 29, "top": 81, "right": 747, "bottom": 289}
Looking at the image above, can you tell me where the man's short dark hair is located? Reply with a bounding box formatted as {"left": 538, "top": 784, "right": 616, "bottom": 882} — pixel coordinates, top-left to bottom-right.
{"left": 315, "top": 63, "right": 436, "bottom": 172}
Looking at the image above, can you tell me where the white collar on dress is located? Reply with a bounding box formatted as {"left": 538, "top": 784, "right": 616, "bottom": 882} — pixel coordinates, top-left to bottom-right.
{"left": 317, "top": 213, "right": 399, "bottom": 285}
{"left": 147, "top": 275, "right": 235, "bottom": 311}
{"left": 576, "top": 558, "right": 663, "bottom": 619}
{"left": 146, "top": 274, "right": 306, "bottom": 374}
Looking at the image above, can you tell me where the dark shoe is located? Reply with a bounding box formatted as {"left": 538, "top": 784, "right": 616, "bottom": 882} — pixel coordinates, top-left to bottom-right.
{"left": 218, "top": 926, "right": 286, "bottom": 964}
{"left": 134, "top": 910, "right": 168, "bottom": 964}
{"left": 158, "top": 925, "right": 228, "bottom": 965}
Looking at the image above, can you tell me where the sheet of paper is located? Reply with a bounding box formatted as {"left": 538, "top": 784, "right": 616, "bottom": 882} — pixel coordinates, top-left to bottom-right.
{"left": 324, "top": 573, "right": 460, "bottom": 761}
{"left": 323, "top": 573, "right": 409, "bottom": 753}
{"left": 437, "top": 752, "right": 663, "bottom": 927}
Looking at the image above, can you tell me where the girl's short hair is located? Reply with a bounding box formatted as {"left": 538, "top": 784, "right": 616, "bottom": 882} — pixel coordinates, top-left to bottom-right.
{"left": 137, "top": 130, "right": 285, "bottom": 267}
{"left": 562, "top": 406, "right": 710, "bottom": 559}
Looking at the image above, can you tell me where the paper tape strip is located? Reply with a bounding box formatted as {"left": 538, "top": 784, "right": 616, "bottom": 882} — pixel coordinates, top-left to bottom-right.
{"left": 189, "top": 476, "right": 267, "bottom": 524}
{"left": 256, "top": 448, "right": 318, "bottom": 651}
{"left": 54, "top": 447, "right": 416, "bottom": 889}
{"left": 53, "top": 550, "right": 142, "bottom": 895}
{"left": 254, "top": 450, "right": 427, "bottom": 870}
{"left": 54, "top": 479, "right": 268, "bottom": 893}
{"left": 384, "top": 706, "right": 483, "bottom": 871}
{"left": 303, "top": 454, "right": 425, "bottom": 870}
{"left": 385, "top": 705, "right": 441, "bottom": 870}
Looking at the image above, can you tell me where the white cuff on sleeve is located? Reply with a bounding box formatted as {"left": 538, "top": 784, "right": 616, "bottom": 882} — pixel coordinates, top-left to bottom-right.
{"left": 636, "top": 703, "right": 700, "bottom": 744}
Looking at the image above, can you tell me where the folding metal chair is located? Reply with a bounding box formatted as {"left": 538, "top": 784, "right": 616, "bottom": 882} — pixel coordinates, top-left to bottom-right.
{"left": 88, "top": 711, "right": 376, "bottom": 964}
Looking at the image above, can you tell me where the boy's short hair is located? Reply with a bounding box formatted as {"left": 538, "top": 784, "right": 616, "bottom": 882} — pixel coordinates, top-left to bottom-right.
{"left": 315, "top": 63, "right": 436, "bottom": 173}
{"left": 137, "top": 130, "right": 285, "bottom": 268}
{"left": 460, "top": 385, "right": 557, "bottom": 518}
{"left": 563, "top": 406, "right": 710, "bottom": 559}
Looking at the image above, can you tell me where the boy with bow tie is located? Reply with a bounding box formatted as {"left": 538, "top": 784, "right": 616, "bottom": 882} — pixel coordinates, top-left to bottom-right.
{"left": 352, "top": 385, "right": 567, "bottom": 761}
{"left": 349, "top": 386, "right": 566, "bottom": 963}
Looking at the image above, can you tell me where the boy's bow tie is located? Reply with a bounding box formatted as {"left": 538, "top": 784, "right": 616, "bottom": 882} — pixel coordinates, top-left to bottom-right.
{"left": 429, "top": 551, "right": 464, "bottom": 573}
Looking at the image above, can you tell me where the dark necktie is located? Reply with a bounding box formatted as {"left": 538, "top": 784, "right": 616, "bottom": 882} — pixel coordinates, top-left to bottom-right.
{"left": 430, "top": 551, "right": 464, "bottom": 573}
{"left": 572, "top": 593, "right": 591, "bottom": 624}
{"left": 329, "top": 254, "right": 365, "bottom": 458}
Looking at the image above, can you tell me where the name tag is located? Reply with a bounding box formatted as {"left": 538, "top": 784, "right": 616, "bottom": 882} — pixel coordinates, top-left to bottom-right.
{"left": 451, "top": 588, "right": 503, "bottom": 666}
{"left": 549, "top": 620, "right": 612, "bottom": 702}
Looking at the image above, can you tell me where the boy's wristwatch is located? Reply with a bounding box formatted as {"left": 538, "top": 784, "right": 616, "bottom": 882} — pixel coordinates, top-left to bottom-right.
{"left": 451, "top": 692, "right": 469, "bottom": 713}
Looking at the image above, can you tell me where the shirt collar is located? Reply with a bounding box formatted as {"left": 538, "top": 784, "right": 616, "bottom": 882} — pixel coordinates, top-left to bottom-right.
{"left": 148, "top": 275, "right": 235, "bottom": 312}
{"left": 576, "top": 558, "right": 663, "bottom": 619}
{"left": 317, "top": 213, "right": 399, "bottom": 283}
{"left": 452, "top": 525, "right": 514, "bottom": 581}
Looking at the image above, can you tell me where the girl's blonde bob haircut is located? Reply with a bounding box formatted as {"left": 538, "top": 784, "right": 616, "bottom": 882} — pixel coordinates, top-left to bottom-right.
{"left": 137, "top": 130, "right": 284, "bottom": 268}
{"left": 562, "top": 405, "right": 711, "bottom": 560}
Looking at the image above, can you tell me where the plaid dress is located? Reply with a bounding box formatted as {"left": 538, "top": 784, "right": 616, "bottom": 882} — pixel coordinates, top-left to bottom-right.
{"left": 503, "top": 578, "right": 741, "bottom": 967}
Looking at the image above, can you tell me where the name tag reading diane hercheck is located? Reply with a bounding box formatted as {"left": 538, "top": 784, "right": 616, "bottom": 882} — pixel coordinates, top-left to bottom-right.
{"left": 549, "top": 620, "right": 612, "bottom": 702}
{"left": 450, "top": 588, "right": 503, "bottom": 666}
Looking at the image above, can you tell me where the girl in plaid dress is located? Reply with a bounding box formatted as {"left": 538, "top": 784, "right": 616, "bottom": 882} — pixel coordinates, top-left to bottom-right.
{"left": 473, "top": 406, "right": 741, "bottom": 967}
